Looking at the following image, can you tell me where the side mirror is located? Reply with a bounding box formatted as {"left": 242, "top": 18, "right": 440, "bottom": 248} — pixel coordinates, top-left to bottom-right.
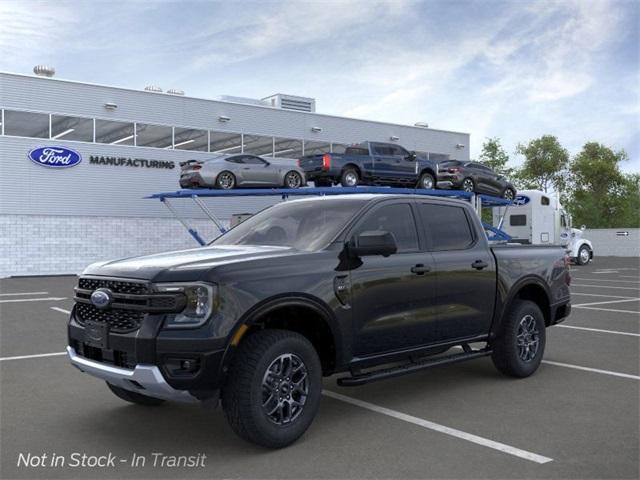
{"left": 349, "top": 230, "right": 397, "bottom": 257}
{"left": 264, "top": 161, "right": 270, "bottom": 167}
{"left": 407, "top": 151, "right": 417, "bottom": 161}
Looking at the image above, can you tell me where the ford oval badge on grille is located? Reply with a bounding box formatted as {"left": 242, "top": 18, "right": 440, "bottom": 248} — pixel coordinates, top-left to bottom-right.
{"left": 91, "top": 288, "right": 113, "bottom": 309}
{"left": 28, "top": 146, "right": 82, "bottom": 168}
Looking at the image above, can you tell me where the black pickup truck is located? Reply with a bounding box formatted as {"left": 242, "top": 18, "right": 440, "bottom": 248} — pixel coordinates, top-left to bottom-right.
{"left": 67, "top": 194, "right": 571, "bottom": 448}
{"left": 298, "top": 141, "right": 440, "bottom": 189}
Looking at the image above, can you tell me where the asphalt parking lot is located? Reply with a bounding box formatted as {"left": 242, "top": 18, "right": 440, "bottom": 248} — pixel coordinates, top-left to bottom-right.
{"left": 1, "top": 256, "right": 638, "bottom": 480}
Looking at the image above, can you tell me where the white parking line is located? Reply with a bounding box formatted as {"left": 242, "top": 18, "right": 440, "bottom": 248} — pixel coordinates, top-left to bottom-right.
{"left": 620, "top": 275, "right": 640, "bottom": 279}
{"left": 573, "top": 298, "right": 640, "bottom": 307}
{"left": 571, "top": 284, "right": 640, "bottom": 291}
{"left": 555, "top": 325, "right": 640, "bottom": 337}
{"left": 571, "top": 293, "right": 638, "bottom": 299}
{"left": 542, "top": 361, "right": 640, "bottom": 380}
{"left": 572, "top": 306, "right": 640, "bottom": 314}
{"left": 573, "top": 278, "right": 639, "bottom": 284}
{"left": 322, "top": 389, "right": 553, "bottom": 464}
{"left": 0, "top": 291, "right": 49, "bottom": 296}
{"left": 0, "top": 297, "right": 67, "bottom": 304}
{"left": 0, "top": 352, "right": 67, "bottom": 362}
{"left": 51, "top": 307, "right": 71, "bottom": 314}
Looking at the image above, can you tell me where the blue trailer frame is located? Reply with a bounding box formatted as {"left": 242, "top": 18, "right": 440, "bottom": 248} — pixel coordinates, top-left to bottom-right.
{"left": 146, "top": 187, "right": 513, "bottom": 246}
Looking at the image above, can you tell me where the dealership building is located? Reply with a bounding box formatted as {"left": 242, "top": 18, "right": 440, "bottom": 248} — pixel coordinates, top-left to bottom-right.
{"left": 0, "top": 69, "right": 470, "bottom": 277}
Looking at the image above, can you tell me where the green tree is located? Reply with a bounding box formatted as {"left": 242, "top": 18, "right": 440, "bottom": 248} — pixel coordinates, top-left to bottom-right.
{"left": 565, "top": 142, "right": 638, "bottom": 228}
{"left": 515, "top": 135, "right": 569, "bottom": 192}
{"left": 479, "top": 137, "right": 512, "bottom": 175}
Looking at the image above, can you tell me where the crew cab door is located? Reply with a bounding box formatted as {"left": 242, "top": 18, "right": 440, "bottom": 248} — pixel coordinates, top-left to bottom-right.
{"left": 347, "top": 201, "right": 437, "bottom": 356}
{"left": 416, "top": 201, "right": 496, "bottom": 341}
{"left": 370, "top": 143, "right": 397, "bottom": 181}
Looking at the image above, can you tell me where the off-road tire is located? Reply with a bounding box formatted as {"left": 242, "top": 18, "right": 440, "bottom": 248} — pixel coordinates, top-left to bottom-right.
{"left": 340, "top": 168, "right": 359, "bottom": 187}
{"left": 491, "top": 300, "right": 546, "bottom": 378}
{"left": 222, "top": 329, "right": 322, "bottom": 448}
{"left": 106, "top": 382, "right": 165, "bottom": 406}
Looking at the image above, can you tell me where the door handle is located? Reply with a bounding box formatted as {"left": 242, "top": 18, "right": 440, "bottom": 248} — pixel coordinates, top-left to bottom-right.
{"left": 411, "top": 264, "right": 431, "bottom": 275}
{"left": 472, "top": 260, "right": 488, "bottom": 270}
{"left": 243, "top": 167, "right": 251, "bottom": 170}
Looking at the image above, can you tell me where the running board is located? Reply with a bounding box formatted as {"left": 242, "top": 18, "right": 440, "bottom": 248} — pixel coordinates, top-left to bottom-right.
{"left": 337, "top": 348, "right": 492, "bottom": 387}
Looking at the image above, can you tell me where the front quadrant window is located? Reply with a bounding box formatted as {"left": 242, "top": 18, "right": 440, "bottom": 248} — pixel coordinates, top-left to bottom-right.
{"left": 3, "top": 110, "right": 49, "bottom": 138}
{"left": 51, "top": 114, "right": 93, "bottom": 142}
{"left": 173, "top": 127, "right": 208, "bottom": 151}
{"left": 135, "top": 123, "right": 173, "bottom": 148}
{"left": 95, "top": 119, "right": 135, "bottom": 145}
{"left": 210, "top": 131, "right": 243, "bottom": 154}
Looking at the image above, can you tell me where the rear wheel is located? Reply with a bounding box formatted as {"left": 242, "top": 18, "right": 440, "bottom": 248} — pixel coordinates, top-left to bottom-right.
{"left": 503, "top": 188, "right": 516, "bottom": 201}
{"left": 461, "top": 177, "right": 475, "bottom": 193}
{"left": 491, "top": 300, "right": 546, "bottom": 378}
{"left": 576, "top": 245, "right": 591, "bottom": 265}
{"left": 106, "top": 382, "right": 165, "bottom": 406}
{"left": 417, "top": 172, "right": 435, "bottom": 189}
{"left": 216, "top": 171, "right": 236, "bottom": 189}
{"left": 222, "top": 329, "right": 322, "bottom": 448}
{"left": 340, "top": 168, "right": 359, "bottom": 187}
{"left": 284, "top": 171, "right": 303, "bottom": 189}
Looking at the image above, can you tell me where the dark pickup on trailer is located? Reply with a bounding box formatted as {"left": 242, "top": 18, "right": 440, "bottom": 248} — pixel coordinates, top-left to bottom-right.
{"left": 67, "top": 193, "right": 571, "bottom": 448}
{"left": 298, "top": 141, "right": 440, "bottom": 189}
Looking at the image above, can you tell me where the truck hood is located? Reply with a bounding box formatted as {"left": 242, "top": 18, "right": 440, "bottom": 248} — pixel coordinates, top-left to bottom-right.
{"left": 82, "top": 244, "right": 298, "bottom": 281}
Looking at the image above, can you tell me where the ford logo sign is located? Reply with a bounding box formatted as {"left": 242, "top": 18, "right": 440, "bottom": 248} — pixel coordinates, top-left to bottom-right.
{"left": 90, "top": 288, "right": 113, "bottom": 309}
{"left": 513, "top": 195, "right": 530, "bottom": 206}
{"left": 28, "top": 146, "right": 82, "bottom": 168}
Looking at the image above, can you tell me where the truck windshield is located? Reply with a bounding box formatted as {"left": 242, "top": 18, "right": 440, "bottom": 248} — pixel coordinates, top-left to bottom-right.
{"left": 211, "top": 198, "right": 367, "bottom": 251}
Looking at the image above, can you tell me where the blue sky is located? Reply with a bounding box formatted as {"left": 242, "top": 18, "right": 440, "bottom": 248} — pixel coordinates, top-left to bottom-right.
{"left": 1, "top": 0, "right": 638, "bottom": 171}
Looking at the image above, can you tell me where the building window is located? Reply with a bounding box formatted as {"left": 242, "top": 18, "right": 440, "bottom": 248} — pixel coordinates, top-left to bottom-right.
{"left": 331, "top": 143, "right": 348, "bottom": 154}
{"left": 135, "top": 123, "right": 173, "bottom": 148}
{"left": 273, "top": 137, "right": 303, "bottom": 159}
{"left": 244, "top": 134, "right": 274, "bottom": 156}
{"left": 210, "top": 131, "right": 243, "bottom": 154}
{"left": 95, "top": 119, "right": 135, "bottom": 145}
{"left": 3, "top": 110, "right": 49, "bottom": 138}
{"left": 173, "top": 127, "right": 208, "bottom": 151}
{"left": 303, "top": 141, "right": 331, "bottom": 155}
{"left": 51, "top": 114, "right": 93, "bottom": 142}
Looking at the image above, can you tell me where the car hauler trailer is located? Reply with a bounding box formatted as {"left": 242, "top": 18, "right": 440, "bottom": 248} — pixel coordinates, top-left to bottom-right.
{"left": 492, "top": 189, "right": 594, "bottom": 265}
{"left": 146, "top": 186, "right": 514, "bottom": 246}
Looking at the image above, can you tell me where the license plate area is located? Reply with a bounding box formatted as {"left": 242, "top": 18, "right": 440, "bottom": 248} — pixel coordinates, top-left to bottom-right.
{"left": 84, "top": 320, "right": 109, "bottom": 349}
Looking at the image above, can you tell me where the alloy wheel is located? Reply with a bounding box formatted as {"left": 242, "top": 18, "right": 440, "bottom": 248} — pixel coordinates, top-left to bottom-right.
{"left": 344, "top": 172, "right": 358, "bottom": 186}
{"left": 580, "top": 247, "right": 590, "bottom": 264}
{"left": 261, "top": 353, "right": 309, "bottom": 425}
{"left": 286, "top": 172, "right": 302, "bottom": 189}
{"left": 504, "top": 189, "right": 515, "bottom": 200}
{"left": 421, "top": 175, "right": 434, "bottom": 189}
{"left": 218, "top": 172, "right": 235, "bottom": 189}
{"left": 462, "top": 179, "right": 474, "bottom": 192}
{"left": 516, "top": 314, "right": 540, "bottom": 362}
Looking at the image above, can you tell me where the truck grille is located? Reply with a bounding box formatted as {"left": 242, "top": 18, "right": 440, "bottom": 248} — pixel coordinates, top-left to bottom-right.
{"left": 76, "top": 303, "right": 144, "bottom": 333}
{"left": 78, "top": 277, "right": 149, "bottom": 295}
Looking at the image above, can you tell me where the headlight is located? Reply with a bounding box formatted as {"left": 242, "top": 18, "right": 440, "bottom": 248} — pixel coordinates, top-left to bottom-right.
{"left": 155, "top": 283, "right": 216, "bottom": 328}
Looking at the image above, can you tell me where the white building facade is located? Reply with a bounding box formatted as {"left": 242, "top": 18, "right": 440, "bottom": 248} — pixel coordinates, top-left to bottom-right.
{"left": 0, "top": 72, "right": 470, "bottom": 277}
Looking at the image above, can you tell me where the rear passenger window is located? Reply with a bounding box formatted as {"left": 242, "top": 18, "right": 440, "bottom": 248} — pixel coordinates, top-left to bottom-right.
{"left": 418, "top": 204, "right": 474, "bottom": 251}
{"left": 354, "top": 203, "right": 419, "bottom": 252}
{"left": 510, "top": 215, "right": 527, "bottom": 226}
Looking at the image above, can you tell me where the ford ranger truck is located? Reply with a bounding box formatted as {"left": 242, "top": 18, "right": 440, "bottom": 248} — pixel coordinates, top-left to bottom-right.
{"left": 67, "top": 194, "right": 571, "bottom": 448}
{"left": 298, "top": 141, "right": 440, "bottom": 189}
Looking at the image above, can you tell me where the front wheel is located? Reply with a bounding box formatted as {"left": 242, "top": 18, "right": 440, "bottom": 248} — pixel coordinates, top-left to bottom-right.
{"left": 284, "top": 171, "right": 303, "bottom": 189}
{"left": 461, "top": 177, "right": 475, "bottom": 193}
{"left": 222, "top": 329, "right": 322, "bottom": 448}
{"left": 417, "top": 172, "right": 435, "bottom": 189}
{"left": 106, "top": 382, "right": 165, "bottom": 406}
{"left": 576, "top": 245, "right": 591, "bottom": 265}
{"left": 491, "top": 300, "right": 546, "bottom": 378}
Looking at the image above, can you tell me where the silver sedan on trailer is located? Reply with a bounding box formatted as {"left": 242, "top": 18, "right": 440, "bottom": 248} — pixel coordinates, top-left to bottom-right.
{"left": 179, "top": 154, "right": 307, "bottom": 189}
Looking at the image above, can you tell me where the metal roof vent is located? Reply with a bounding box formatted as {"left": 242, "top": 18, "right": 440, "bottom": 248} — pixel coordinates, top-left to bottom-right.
{"left": 262, "top": 94, "right": 316, "bottom": 113}
{"left": 167, "top": 89, "right": 184, "bottom": 96}
{"left": 144, "top": 85, "right": 163, "bottom": 93}
{"left": 414, "top": 122, "right": 429, "bottom": 128}
{"left": 33, "top": 65, "right": 55, "bottom": 77}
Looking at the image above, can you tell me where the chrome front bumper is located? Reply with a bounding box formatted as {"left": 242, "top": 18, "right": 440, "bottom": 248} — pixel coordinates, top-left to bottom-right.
{"left": 67, "top": 346, "right": 198, "bottom": 403}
